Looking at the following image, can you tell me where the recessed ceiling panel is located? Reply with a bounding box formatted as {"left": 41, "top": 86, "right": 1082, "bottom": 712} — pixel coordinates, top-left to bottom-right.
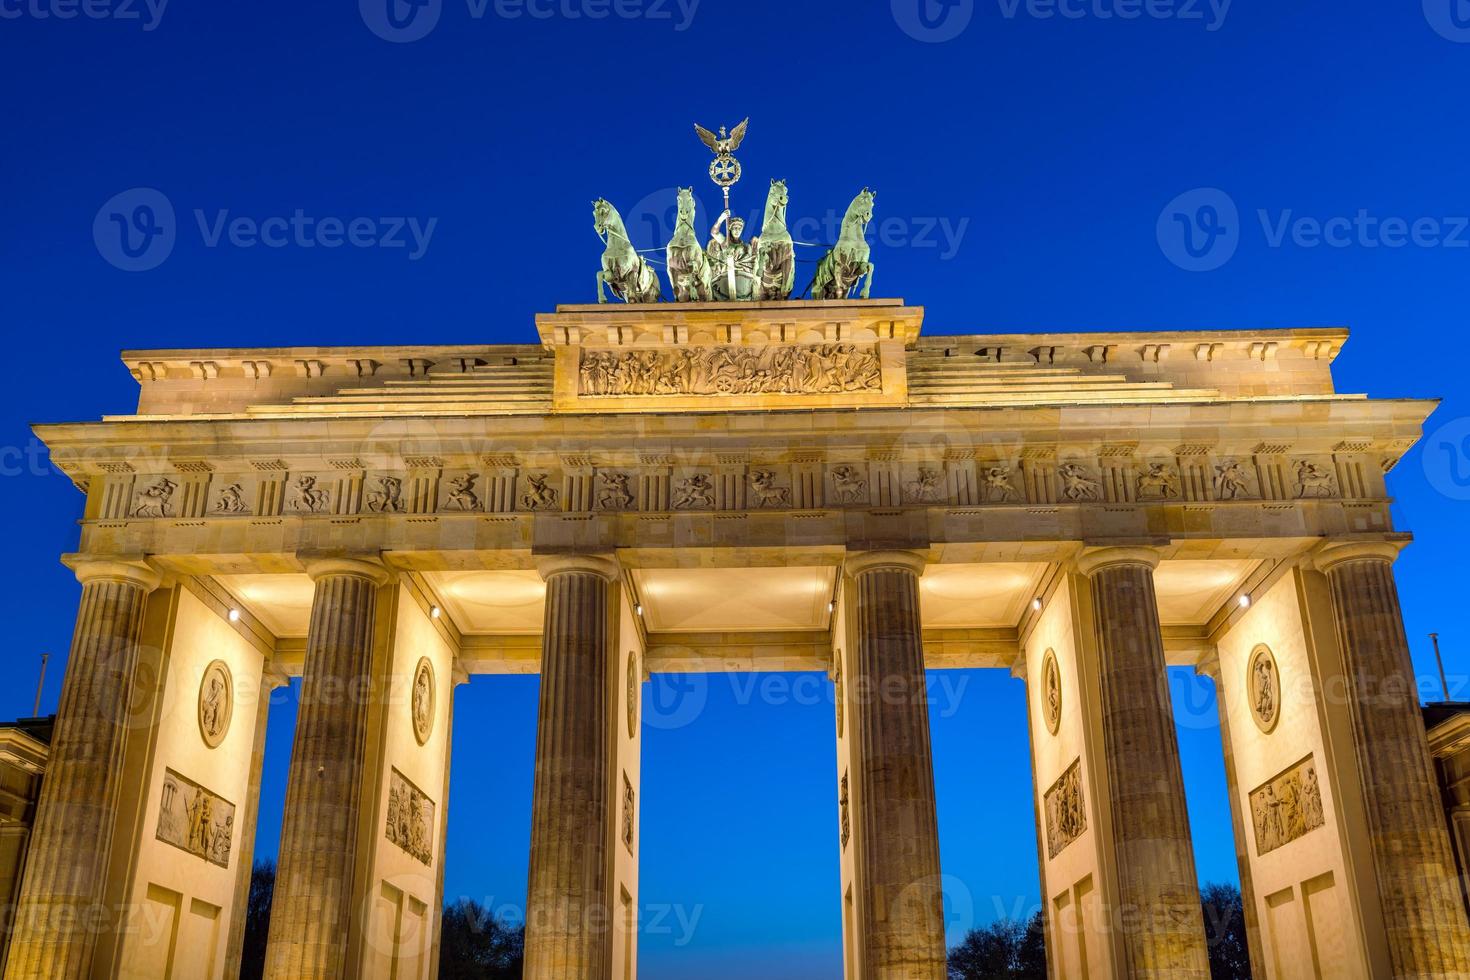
{"left": 634, "top": 566, "right": 835, "bottom": 633}
{"left": 217, "top": 574, "right": 316, "bottom": 638}
{"left": 1153, "top": 560, "right": 1257, "bottom": 625}
{"left": 423, "top": 569, "right": 546, "bottom": 634}
{"left": 919, "top": 563, "right": 1049, "bottom": 628}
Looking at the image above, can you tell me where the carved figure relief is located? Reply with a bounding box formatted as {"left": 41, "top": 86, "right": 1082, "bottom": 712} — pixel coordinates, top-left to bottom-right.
{"left": 1214, "top": 459, "right": 1253, "bottom": 500}
{"left": 1248, "top": 645, "right": 1280, "bottom": 733}
{"left": 444, "top": 473, "right": 480, "bottom": 511}
{"left": 904, "top": 468, "right": 943, "bottom": 504}
{"left": 983, "top": 465, "right": 1019, "bottom": 502}
{"left": 749, "top": 470, "right": 792, "bottom": 508}
{"left": 156, "top": 768, "right": 234, "bottom": 868}
{"left": 627, "top": 651, "right": 639, "bottom": 738}
{"left": 1059, "top": 463, "right": 1102, "bottom": 501}
{"left": 597, "top": 472, "right": 634, "bottom": 511}
{"left": 366, "top": 476, "right": 405, "bottom": 513}
{"left": 290, "top": 476, "right": 331, "bottom": 514}
{"left": 672, "top": 474, "right": 715, "bottom": 509}
{"left": 519, "top": 474, "right": 560, "bottom": 511}
{"left": 411, "top": 657, "right": 435, "bottom": 746}
{"left": 834, "top": 653, "right": 845, "bottom": 738}
{"left": 198, "top": 659, "right": 233, "bottom": 749}
{"left": 622, "top": 772, "right": 636, "bottom": 854}
{"left": 1294, "top": 460, "right": 1337, "bottom": 498}
{"left": 213, "top": 483, "right": 250, "bottom": 515}
{"left": 577, "top": 343, "right": 882, "bottom": 398}
{"left": 1044, "top": 759, "right": 1087, "bottom": 859}
{"left": 1136, "top": 463, "right": 1180, "bottom": 500}
{"left": 133, "top": 478, "right": 177, "bottom": 518}
{"left": 386, "top": 768, "right": 434, "bottom": 865}
{"left": 1041, "top": 649, "right": 1062, "bottom": 736}
{"left": 1251, "top": 755, "right": 1325, "bottom": 856}
{"left": 840, "top": 772, "right": 851, "bottom": 850}
{"left": 831, "top": 465, "right": 869, "bottom": 504}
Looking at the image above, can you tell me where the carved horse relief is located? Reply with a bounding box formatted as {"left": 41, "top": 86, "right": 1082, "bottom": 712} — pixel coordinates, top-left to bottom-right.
{"left": 593, "top": 199, "right": 661, "bottom": 304}
{"left": 808, "top": 189, "right": 876, "bottom": 301}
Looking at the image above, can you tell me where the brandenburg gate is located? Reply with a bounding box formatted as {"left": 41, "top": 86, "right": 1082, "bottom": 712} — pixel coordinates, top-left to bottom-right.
{"left": 4, "top": 294, "right": 1469, "bottom": 979}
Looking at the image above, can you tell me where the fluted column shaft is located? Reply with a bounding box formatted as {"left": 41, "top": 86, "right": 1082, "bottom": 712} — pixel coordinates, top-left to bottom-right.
{"left": 6, "top": 561, "right": 160, "bottom": 980}
{"left": 848, "top": 551, "right": 945, "bottom": 979}
{"left": 1318, "top": 542, "right": 1470, "bottom": 976}
{"left": 264, "top": 558, "right": 389, "bottom": 980}
{"left": 1078, "top": 547, "right": 1208, "bottom": 979}
{"left": 524, "top": 555, "right": 618, "bottom": 980}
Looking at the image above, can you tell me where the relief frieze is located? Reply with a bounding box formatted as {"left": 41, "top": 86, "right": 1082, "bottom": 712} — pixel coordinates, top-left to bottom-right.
{"left": 577, "top": 344, "right": 882, "bottom": 398}
{"left": 1250, "top": 754, "right": 1325, "bottom": 856}
{"left": 156, "top": 768, "right": 235, "bottom": 868}
{"left": 1044, "top": 759, "right": 1086, "bottom": 859}
{"left": 386, "top": 767, "right": 435, "bottom": 866}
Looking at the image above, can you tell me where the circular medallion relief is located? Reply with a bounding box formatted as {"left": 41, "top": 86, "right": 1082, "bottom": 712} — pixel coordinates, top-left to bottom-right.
{"left": 627, "top": 652, "right": 639, "bottom": 738}
{"left": 198, "top": 659, "right": 233, "bottom": 749}
{"left": 1041, "top": 649, "right": 1062, "bottom": 736}
{"left": 411, "top": 657, "right": 435, "bottom": 746}
{"left": 1247, "top": 644, "right": 1281, "bottom": 733}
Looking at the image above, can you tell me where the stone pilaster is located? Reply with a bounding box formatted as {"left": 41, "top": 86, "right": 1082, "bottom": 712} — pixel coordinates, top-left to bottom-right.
{"left": 845, "top": 550, "right": 945, "bottom": 979}
{"left": 264, "top": 557, "right": 391, "bottom": 980}
{"left": 1075, "top": 546, "right": 1208, "bottom": 978}
{"left": 524, "top": 554, "right": 620, "bottom": 980}
{"left": 1195, "top": 652, "right": 1266, "bottom": 980}
{"left": 5, "top": 560, "right": 161, "bottom": 980}
{"left": 1315, "top": 540, "right": 1470, "bottom": 975}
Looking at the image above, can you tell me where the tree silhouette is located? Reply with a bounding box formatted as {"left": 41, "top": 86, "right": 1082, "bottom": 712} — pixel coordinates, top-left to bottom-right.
{"left": 238, "top": 860, "right": 275, "bottom": 980}
{"left": 438, "top": 899, "right": 524, "bottom": 979}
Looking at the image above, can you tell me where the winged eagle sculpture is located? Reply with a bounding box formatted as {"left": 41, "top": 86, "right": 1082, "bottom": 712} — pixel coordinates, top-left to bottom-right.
{"left": 694, "top": 118, "right": 749, "bottom": 158}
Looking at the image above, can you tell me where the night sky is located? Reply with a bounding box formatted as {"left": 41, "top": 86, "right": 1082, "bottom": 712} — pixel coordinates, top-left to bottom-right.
{"left": 3, "top": 1, "right": 1469, "bottom": 976}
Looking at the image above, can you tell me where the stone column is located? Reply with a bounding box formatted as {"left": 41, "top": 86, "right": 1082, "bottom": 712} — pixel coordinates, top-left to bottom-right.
{"left": 524, "top": 555, "right": 619, "bottom": 980}
{"left": 5, "top": 560, "right": 161, "bottom": 980}
{"left": 264, "top": 558, "right": 391, "bottom": 980}
{"left": 845, "top": 551, "right": 945, "bottom": 979}
{"left": 1075, "top": 546, "right": 1208, "bottom": 978}
{"left": 1194, "top": 653, "right": 1266, "bottom": 980}
{"left": 1315, "top": 540, "right": 1470, "bottom": 974}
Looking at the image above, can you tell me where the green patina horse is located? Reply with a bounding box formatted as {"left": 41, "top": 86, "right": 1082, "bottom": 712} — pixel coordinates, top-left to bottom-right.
{"left": 754, "top": 179, "right": 795, "bottom": 301}
{"left": 593, "top": 198, "right": 661, "bottom": 304}
{"left": 807, "top": 188, "right": 876, "bottom": 301}
{"left": 665, "top": 188, "right": 713, "bottom": 303}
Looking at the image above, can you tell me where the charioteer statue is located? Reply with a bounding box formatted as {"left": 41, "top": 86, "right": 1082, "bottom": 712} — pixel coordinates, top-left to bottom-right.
{"left": 592, "top": 118, "right": 876, "bottom": 304}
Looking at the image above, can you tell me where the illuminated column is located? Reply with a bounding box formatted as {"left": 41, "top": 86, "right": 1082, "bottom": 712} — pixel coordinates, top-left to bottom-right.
{"left": 1075, "top": 546, "right": 1208, "bottom": 978}
{"left": 265, "top": 558, "right": 391, "bottom": 980}
{"left": 1315, "top": 540, "right": 1470, "bottom": 973}
{"left": 845, "top": 551, "right": 945, "bottom": 978}
{"left": 5, "top": 560, "right": 162, "bottom": 980}
{"left": 1194, "top": 652, "right": 1266, "bottom": 979}
{"left": 524, "top": 555, "right": 620, "bottom": 980}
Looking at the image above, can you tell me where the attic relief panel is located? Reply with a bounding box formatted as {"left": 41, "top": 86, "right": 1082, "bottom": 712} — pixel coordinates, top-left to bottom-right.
{"left": 578, "top": 344, "right": 883, "bottom": 397}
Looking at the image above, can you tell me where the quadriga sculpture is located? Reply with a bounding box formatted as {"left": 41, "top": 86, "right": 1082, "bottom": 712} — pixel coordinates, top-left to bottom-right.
{"left": 593, "top": 198, "right": 661, "bottom": 304}
{"left": 808, "top": 188, "right": 876, "bottom": 300}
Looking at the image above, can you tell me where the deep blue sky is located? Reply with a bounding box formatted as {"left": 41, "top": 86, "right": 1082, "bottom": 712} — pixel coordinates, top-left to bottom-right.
{"left": 4, "top": 1, "right": 1470, "bottom": 976}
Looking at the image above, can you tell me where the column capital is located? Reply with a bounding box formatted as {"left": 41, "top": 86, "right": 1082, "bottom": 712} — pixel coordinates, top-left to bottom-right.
{"left": 302, "top": 556, "right": 392, "bottom": 587}
{"left": 67, "top": 557, "right": 163, "bottom": 593}
{"left": 1074, "top": 544, "right": 1163, "bottom": 577}
{"left": 1311, "top": 538, "right": 1406, "bottom": 573}
{"left": 536, "top": 553, "right": 620, "bottom": 582}
{"left": 844, "top": 550, "right": 927, "bottom": 578}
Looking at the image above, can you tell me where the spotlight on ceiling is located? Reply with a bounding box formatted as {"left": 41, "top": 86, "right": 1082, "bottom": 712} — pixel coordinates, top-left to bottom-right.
{"left": 228, "top": 608, "right": 241, "bottom": 623}
{"left": 1238, "top": 594, "right": 1252, "bottom": 609}
{"left": 1031, "top": 597, "right": 1043, "bottom": 612}
{"left": 431, "top": 606, "right": 442, "bottom": 620}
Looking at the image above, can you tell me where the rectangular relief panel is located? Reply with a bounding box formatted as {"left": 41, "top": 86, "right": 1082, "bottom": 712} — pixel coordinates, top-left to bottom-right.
{"left": 1044, "top": 758, "right": 1087, "bottom": 859}
{"left": 155, "top": 768, "right": 235, "bottom": 869}
{"left": 1250, "top": 754, "right": 1326, "bottom": 856}
{"left": 386, "top": 767, "right": 435, "bottom": 866}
